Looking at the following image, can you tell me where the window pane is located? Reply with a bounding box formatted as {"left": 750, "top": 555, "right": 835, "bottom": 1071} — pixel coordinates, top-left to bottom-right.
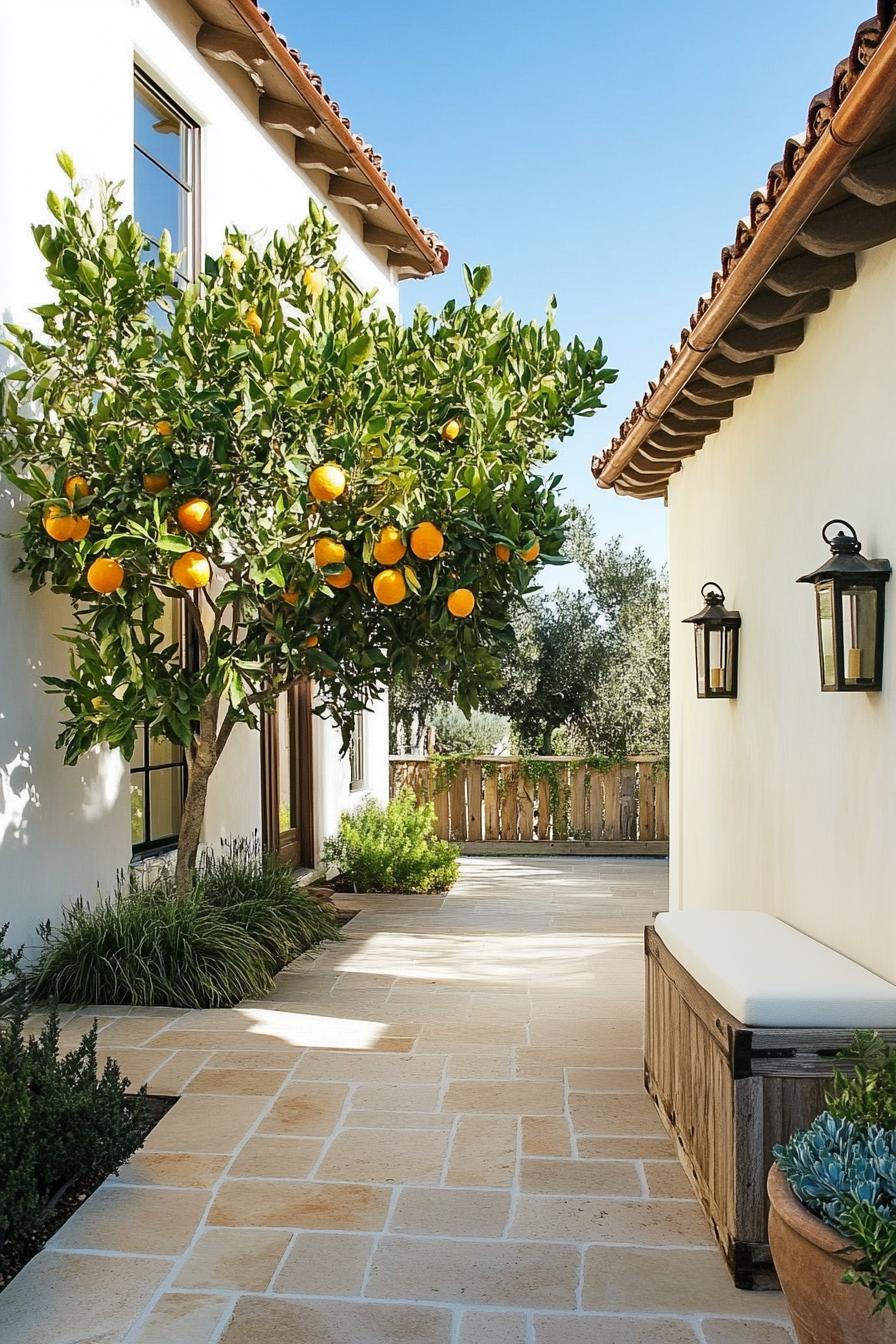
{"left": 277, "top": 695, "right": 294, "bottom": 833}
{"left": 149, "top": 767, "right": 183, "bottom": 842}
{"left": 131, "top": 778, "right": 146, "bottom": 845}
{"left": 149, "top": 736, "right": 182, "bottom": 765}
{"left": 350, "top": 711, "right": 364, "bottom": 788}
{"left": 135, "top": 83, "right": 187, "bottom": 181}
{"left": 134, "top": 148, "right": 185, "bottom": 254}
{"left": 131, "top": 727, "right": 146, "bottom": 768}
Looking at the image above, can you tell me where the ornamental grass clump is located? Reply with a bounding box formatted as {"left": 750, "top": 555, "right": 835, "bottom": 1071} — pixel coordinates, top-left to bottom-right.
{"left": 27, "top": 839, "right": 340, "bottom": 1009}
{"left": 774, "top": 1030, "right": 896, "bottom": 1314}
{"left": 322, "top": 789, "right": 459, "bottom": 893}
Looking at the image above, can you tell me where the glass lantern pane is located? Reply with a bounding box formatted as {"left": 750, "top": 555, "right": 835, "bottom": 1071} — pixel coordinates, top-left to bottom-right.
{"left": 841, "top": 586, "right": 877, "bottom": 685}
{"left": 708, "top": 627, "right": 725, "bottom": 693}
{"left": 694, "top": 626, "right": 706, "bottom": 695}
{"left": 724, "top": 629, "right": 736, "bottom": 694}
{"left": 816, "top": 583, "right": 836, "bottom": 688}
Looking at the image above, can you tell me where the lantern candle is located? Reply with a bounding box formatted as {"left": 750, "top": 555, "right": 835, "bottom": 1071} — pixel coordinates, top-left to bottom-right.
{"left": 847, "top": 647, "right": 862, "bottom": 681}
{"left": 710, "top": 667, "right": 723, "bottom": 690}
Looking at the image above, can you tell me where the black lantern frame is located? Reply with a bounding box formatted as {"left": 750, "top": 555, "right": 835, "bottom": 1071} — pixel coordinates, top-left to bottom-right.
{"left": 683, "top": 582, "right": 741, "bottom": 699}
{"left": 797, "top": 519, "right": 890, "bottom": 693}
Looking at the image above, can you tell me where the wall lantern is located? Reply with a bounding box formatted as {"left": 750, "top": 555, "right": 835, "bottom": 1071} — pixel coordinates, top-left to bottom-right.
{"left": 683, "top": 583, "right": 741, "bottom": 699}
{"left": 797, "top": 519, "right": 891, "bottom": 692}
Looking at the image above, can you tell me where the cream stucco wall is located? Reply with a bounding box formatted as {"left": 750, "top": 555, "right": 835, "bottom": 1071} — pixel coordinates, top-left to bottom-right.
{"left": 0, "top": 0, "right": 396, "bottom": 952}
{"left": 667, "top": 239, "right": 896, "bottom": 982}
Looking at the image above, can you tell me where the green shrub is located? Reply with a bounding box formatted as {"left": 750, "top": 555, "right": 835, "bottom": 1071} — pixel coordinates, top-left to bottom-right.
{"left": 322, "top": 789, "right": 460, "bottom": 893}
{"left": 27, "top": 839, "right": 339, "bottom": 1009}
{"left": 0, "top": 987, "right": 148, "bottom": 1280}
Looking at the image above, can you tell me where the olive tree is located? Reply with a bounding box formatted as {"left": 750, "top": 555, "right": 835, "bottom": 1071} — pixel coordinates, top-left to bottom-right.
{"left": 0, "top": 157, "right": 614, "bottom": 891}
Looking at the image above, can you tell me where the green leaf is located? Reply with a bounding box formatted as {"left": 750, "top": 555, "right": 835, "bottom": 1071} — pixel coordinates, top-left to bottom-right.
{"left": 56, "top": 150, "right": 76, "bottom": 181}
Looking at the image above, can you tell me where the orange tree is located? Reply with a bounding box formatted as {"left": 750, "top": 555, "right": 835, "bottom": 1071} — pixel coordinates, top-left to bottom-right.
{"left": 0, "top": 159, "right": 615, "bottom": 892}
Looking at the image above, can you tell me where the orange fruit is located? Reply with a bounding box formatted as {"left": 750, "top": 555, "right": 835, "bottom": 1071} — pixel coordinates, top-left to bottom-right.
{"left": 373, "top": 525, "right": 407, "bottom": 566}
{"left": 441, "top": 418, "right": 462, "bottom": 441}
{"left": 143, "top": 471, "right": 171, "bottom": 494}
{"left": 520, "top": 540, "right": 540, "bottom": 562}
{"left": 42, "top": 505, "right": 75, "bottom": 542}
{"left": 64, "top": 474, "right": 89, "bottom": 502}
{"left": 372, "top": 568, "right": 407, "bottom": 606}
{"left": 244, "top": 306, "right": 262, "bottom": 336}
{"left": 495, "top": 543, "right": 511, "bottom": 562}
{"left": 281, "top": 588, "right": 298, "bottom": 605}
{"left": 155, "top": 419, "right": 173, "bottom": 437}
{"left": 171, "top": 550, "right": 211, "bottom": 589}
{"left": 309, "top": 461, "right": 347, "bottom": 502}
{"left": 303, "top": 267, "right": 326, "bottom": 297}
{"left": 326, "top": 565, "right": 353, "bottom": 589}
{"left": 86, "top": 557, "right": 124, "bottom": 593}
{"left": 314, "top": 536, "right": 347, "bottom": 568}
{"left": 410, "top": 521, "right": 444, "bottom": 560}
{"left": 305, "top": 634, "right": 319, "bottom": 648}
{"left": 447, "top": 587, "right": 476, "bottom": 618}
{"left": 69, "top": 514, "right": 91, "bottom": 541}
{"left": 177, "top": 498, "right": 213, "bottom": 534}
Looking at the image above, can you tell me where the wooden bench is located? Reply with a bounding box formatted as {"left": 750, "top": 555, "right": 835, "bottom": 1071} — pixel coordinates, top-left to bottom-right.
{"left": 645, "top": 912, "right": 896, "bottom": 1290}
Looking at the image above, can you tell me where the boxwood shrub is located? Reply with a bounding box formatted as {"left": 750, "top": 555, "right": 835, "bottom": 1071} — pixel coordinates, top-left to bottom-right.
{"left": 322, "top": 789, "right": 460, "bottom": 893}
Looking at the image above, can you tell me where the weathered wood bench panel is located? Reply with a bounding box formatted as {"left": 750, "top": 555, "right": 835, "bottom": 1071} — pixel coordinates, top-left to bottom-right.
{"left": 644, "top": 925, "right": 896, "bottom": 1289}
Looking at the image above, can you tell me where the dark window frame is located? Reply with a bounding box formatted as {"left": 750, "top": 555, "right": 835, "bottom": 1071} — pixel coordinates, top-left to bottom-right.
{"left": 130, "top": 71, "right": 200, "bottom": 858}
{"left": 349, "top": 711, "right": 365, "bottom": 792}
{"left": 134, "top": 69, "right": 200, "bottom": 282}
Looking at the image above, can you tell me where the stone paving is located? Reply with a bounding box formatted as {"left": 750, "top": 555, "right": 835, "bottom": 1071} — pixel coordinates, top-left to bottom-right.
{"left": 0, "top": 855, "right": 794, "bottom": 1343}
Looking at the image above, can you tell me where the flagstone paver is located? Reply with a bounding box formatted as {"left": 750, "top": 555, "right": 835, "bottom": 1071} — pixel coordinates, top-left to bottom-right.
{"left": 0, "top": 855, "right": 795, "bottom": 1342}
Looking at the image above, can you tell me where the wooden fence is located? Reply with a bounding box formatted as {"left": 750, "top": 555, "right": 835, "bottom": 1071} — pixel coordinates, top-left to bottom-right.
{"left": 389, "top": 755, "right": 668, "bottom": 853}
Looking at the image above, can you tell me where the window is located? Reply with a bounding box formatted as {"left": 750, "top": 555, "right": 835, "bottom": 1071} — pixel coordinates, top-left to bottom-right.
{"left": 349, "top": 712, "right": 365, "bottom": 791}
{"left": 134, "top": 72, "right": 198, "bottom": 280}
{"left": 130, "top": 74, "right": 198, "bottom": 854}
{"left": 130, "top": 603, "right": 188, "bottom": 854}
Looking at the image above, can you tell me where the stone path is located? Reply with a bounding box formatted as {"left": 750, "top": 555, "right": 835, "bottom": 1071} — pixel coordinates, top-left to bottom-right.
{"left": 0, "top": 856, "right": 794, "bottom": 1343}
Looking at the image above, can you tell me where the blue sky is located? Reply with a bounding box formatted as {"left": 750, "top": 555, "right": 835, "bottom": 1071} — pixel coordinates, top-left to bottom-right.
{"left": 268, "top": 0, "right": 870, "bottom": 566}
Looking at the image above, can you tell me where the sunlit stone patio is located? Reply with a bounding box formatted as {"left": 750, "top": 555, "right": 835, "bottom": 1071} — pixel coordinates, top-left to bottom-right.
{"left": 0, "top": 856, "right": 794, "bottom": 1342}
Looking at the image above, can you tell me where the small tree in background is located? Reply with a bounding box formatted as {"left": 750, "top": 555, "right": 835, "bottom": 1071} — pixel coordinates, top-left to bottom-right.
{"left": 0, "top": 158, "right": 615, "bottom": 891}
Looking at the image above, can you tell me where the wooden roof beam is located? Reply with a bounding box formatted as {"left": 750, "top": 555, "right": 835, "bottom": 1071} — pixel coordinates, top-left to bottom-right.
{"left": 644, "top": 430, "right": 704, "bottom": 454}
{"left": 796, "top": 197, "right": 896, "bottom": 256}
{"left": 327, "top": 176, "right": 382, "bottom": 212}
{"left": 196, "top": 22, "right": 266, "bottom": 83}
{"left": 841, "top": 144, "right": 896, "bottom": 205}
{"left": 715, "top": 319, "right": 805, "bottom": 362}
{"left": 764, "top": 249, "right": 856, "bottom": 295}
{"left": 738, "top": 287, "right": 830, "bottom": 329}
{"left": 666, "top": 399, "right": 734, "bottom": 424}
{"left": 259, "top": 96, "right": 319, "bottom": 137}
{"left": 296, "top": 141, "right": 353, "bottom": 175}
{"left": 659, "top": 412, "right": 722, "bottom": 436}
{"left": 365, "top": 224, "right": 417, "bottom": 255}
{"left": 700, "top": 354, "right": 775, "bottom": 386}
{"left": 679, "top": 377, "right": 754, "bottom": 406}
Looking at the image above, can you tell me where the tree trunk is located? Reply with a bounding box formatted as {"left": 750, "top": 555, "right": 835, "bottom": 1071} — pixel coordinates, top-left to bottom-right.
{"left": 174, "top": 696, "right": 220, "bottom": 897}
{"left": 541, "top": 728, "right": 553, "bottom": 755}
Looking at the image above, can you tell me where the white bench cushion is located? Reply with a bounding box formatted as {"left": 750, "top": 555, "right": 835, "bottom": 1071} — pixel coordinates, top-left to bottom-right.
{"left": 654, "top": 910, "right": 896, "bottom": 1028}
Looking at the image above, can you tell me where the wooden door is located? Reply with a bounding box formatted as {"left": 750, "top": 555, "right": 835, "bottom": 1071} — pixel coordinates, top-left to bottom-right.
{"left": 261, "top": 679, "right": 315, "bottom": 868}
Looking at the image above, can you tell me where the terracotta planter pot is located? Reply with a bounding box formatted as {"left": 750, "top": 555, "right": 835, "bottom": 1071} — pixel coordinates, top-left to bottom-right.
{"left": 768, "top": 1163, "right": 896, "bottom": 1344}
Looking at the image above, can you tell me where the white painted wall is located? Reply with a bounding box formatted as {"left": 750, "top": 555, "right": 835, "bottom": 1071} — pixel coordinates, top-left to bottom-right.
{"left": 0, "top": 0, "right": 397, "bottom": 951}
{"left": 667, "top": 238, "right": 896, "bottom": 983}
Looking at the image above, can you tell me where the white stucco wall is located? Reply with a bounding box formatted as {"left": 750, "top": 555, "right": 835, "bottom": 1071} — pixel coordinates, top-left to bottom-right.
{"left": 0, "top": 0, "right": 397, "bottom": 951}
{"left": 667, "top": 238, "right": 896, "bottom": 982}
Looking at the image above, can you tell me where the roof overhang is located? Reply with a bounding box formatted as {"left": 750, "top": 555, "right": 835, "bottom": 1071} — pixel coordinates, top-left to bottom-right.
{"left": 594, "top": 4, "right": 896, "bottom": 499}
{"left": 186, "top": 0, "right": 448, "bottom": 280}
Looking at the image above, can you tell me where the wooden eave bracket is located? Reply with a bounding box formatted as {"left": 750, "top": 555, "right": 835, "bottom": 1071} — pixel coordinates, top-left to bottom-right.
{"left": 841, "top": 144, "right": 896, "bottom": 205}
{"left": 796, "top": 196, "right": 896, "bottom": 256}
{"left": 327, "top": 176, "right": 382, "bottom": 212}
{"left": 197, "top": 22, "right": 266, "bottom": 85}
{"left": 259, "top": 95, "right": 319, "bottom": 137}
